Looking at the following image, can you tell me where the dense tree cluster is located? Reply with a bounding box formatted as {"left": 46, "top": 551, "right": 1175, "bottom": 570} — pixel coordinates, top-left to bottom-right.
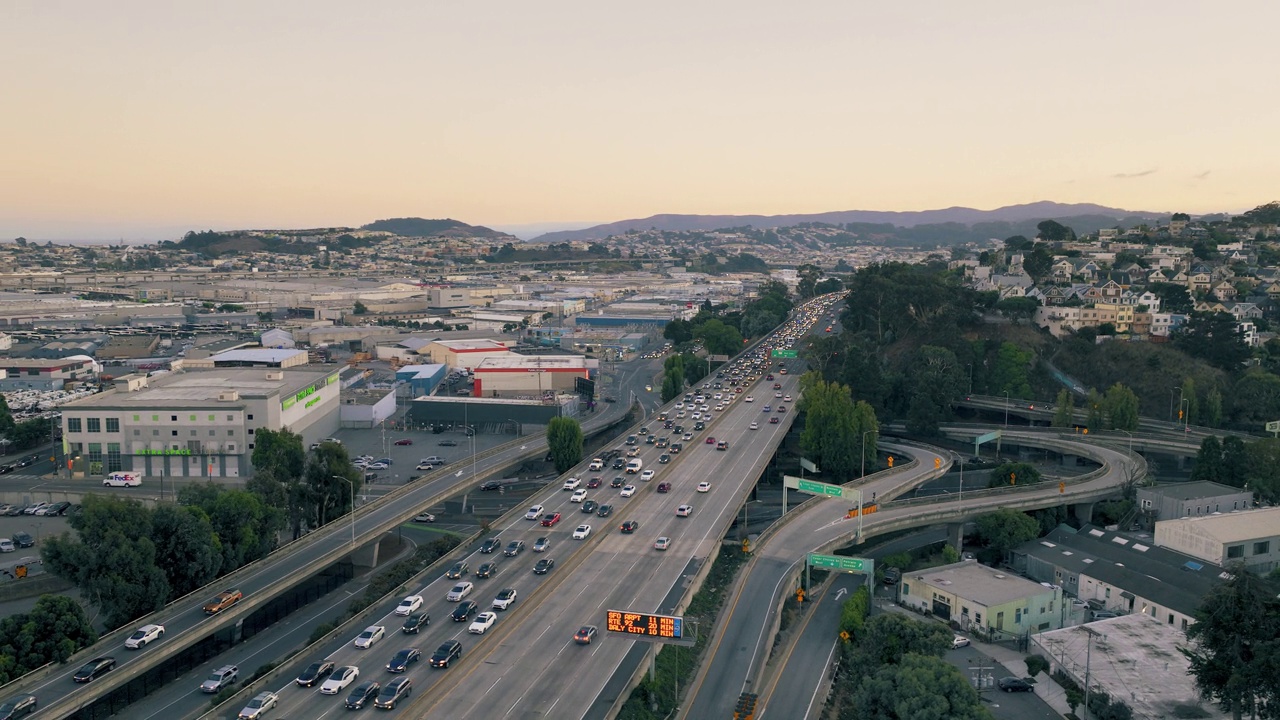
{"left": 547, "top": 417, "right": 584, "bottom": 474}
{"left": 1182, "top": 566, "right": 1280, "bottom": 719}
{"left": 0, "top": 596, "right": 98, "bottom": 683}
{"left": 797, "top": 372, "right": 878, "bottom": 479}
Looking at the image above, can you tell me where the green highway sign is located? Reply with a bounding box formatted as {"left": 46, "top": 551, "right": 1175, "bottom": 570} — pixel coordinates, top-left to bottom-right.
{"left": 784, "top": 475, "right": 860, "bottom": 502}
{"left": 771, "top": 349, "right": 798, "bottom": 358}
{"left": 808, "top": 553, "right": 873, "bottom": 573}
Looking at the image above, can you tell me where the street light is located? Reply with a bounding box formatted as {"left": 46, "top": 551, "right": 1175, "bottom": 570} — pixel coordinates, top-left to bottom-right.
{"left": 1169, "top": 387, "right": 1182, "bottom": 423}
{"left": 332, "top": 475, "right": 356, "bottom": 547}
{"left": 1003, "top": 390, "right": 1010, "bottom": 427}
{"left": 1118, "top": 429, "right": 1133, "bottom": 455}
{"left": 861, "top": 429, "right": 876, "bottom": 479}
{"left": 958, "top": 455, "right": 965, "bottom": 503}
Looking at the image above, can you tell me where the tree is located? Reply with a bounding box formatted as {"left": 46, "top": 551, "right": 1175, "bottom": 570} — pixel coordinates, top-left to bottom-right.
{"left": 547, "top": 417, "right": 584, "bottom": 474}
{"left": 1182, "top": 564, "right": 1280, "bottom": 720}
{"left": 839, "top": 586, "right": 871, "bottom": 637}
{"left": 1103, "top": 383, "right": 1140, "bottom": 430}
{"left": 988, "top": 342, "right": 1033, "bottom": 398}
{"left": 693, "top": 319, "right": 744, "bottom": 355}
{"left": 1149, "top": 282, "right": 1194, "bottom": 314}
{"left": 849, "top": 654, "right": 993, "bottom": 720}
{"left": 151, "top": 503, "right": 223, "bottom": 597}
{"left": 1052, "top": 389, "right": 1075, "bottom": 428}
{"left": 995, "top": 297, "right": 1040, "bottom": 325}
{"left": 1183, "top": 377, "right": 1200, "bottom": 426}
{"left": 663, "top": 319, "right": 694, "bottom": 346}
{"left": 905, "top": 346, "right": 964, "bottom": 435}
{"left": 180, "top": 483, "right": 281, "bottom": 572}
{"left": 814, "top": 277, "right": 844, "bottom": 295}
{"left": 798, "top": 374, "right": 863, "bottom": 480}
{"left": 1173, "top": 312, "right": 1251, "bottom": 371}
{"left": 660, "top": 355, "right": 685, "bottom": 403}
{"left": 1036, "top": 219, "right": 1076, "bottom": 243}
{"left": 802, "top": 334, "right": 845, "bottom": 379}
{"left": 679, "top": 353, "right": 709, "bottom": 385}
{"left": 1085, "top": 389, "right": 1106, "bottom": 431}
{"left": 251, "top": 428, "right": 306, "bottom": 480}
{"left": 974, "top": 508, "right": 1040, "bottom": 557}
{"left": 0, "top": 595, "right": 98, "bottom": 683}
{"left": 1244, "top": 439, "right": 1280, "bottom": 505}
{"left": 1205, "top": 387, "right": 1224, "bottom": 428}
{"left": 1190, "top": 436, "right": 1223, "bottom": 483}
{"left": 988, "top": 461, "right": 1042, "bottom": 488}
{"left": 1220, "top": 436, "right": 1249, "bottom": 489}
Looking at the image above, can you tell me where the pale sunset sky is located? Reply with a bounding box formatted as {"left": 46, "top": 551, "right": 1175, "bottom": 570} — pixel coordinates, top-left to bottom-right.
{"left": 2, "top": 1, "right": 1278, "bottom": 240}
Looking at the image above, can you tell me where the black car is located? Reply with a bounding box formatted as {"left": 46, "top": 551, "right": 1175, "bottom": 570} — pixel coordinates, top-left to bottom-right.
{"left": 345, "top": 681, "right": 380, "bottom": 709}
{"left": 44, "top": 501, "right": 71, "bottom": 516}
{"left": 73, "top": 657, "right": 116, "bottom": 683}
{"left": 479, "top": 480, "right": 503, "bottom": 491}
{"left": 295, "top": 660, "right": 335, "bottom": 686}
{"left": 386, "top": 648, "right": 421, "bottom": 673}
{"left": 596, "top": 504, "right": 613, "bottom": 518}
{"left": 611, "top": 458, "right": 626, "bottom": 469}
{"left": 658, "top": 454, "right": 670, "bottom": 464}
{"left": 479, "top": 537, "right": 501, "bottom": 554}
{"left": 581, "top": 500, "right": 598, "bottom": 514}
{"left": 533, "top": 558, "right": 556, "bottom": 575}
{"left": 375, "top": 677, "right": 413, "bottom": 709}
{"left": 621, "top": 520, "right": 639, "bottom": 533}
{"left": 401, "top": 612, "right": 430, "bottom": 634}
{"left": 450, "top": 601, "right": 478, "bottom": 622}
{"left": 11, "top": 532, "right": 34, "bottom": 549}
{"left": 476, "top": 561, "right": 499, "bottom": 579}
{"left": 998, "top": 677, "right": 1035, "bottom": 693}
{"left": 0, "top": 695, "right": 36, "bottom": 719}
{"left": 438, "top": 440, "right": 459, "bottom": 447}
{"left": 611, "top": 476, "right": 625, "bottom": 488}
{"left": 430, "top": 640, "right": 463, "bottom": 668}
{"left": 503, "top": 540, "right": 525, "bottom": 557}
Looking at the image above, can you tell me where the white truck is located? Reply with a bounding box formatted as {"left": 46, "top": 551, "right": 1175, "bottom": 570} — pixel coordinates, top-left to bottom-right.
{"left": 626, "top": 458, "right": 644, "bottom": 474}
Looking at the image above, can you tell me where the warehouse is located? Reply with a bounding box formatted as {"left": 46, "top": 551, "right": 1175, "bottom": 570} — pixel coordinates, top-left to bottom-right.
{"left": 422, "top": 338, "right": 512, "bottom": 369}
{"left": 471, "top": 355, "right": 588, "bottom": 399}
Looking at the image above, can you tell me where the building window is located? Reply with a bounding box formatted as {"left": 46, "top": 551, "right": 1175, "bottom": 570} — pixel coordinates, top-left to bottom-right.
{"left": 171, "top": 415, "right": 177, "bottom": 422}
{"left": 171, "top": 430, "right": 178, "bottom": 437}
{"left": 67, "top": 418, "right": 82, "bottom": 432}
{"left": 189, "top": 414, "right": 196, "bottom": 421}
{"left": 1227, "top": 545, "right": 1245, "bottom": 559}
{"left": 247, "top": 414, "right": 254, "bottom": 420}
{"left": 87, "top": 443, "right": 103, "bottom": 474}
{"left": 227, "top": 429, "right": 235, "bottom": 436}
{"left": 1254, "top": 541, "right": 1271, "bottom": 555}
{"left": 106, "top": 418, "right": 119, "bottom": 432}
{"left": 70, "top": 442, "right": 83, "bottom": 454}
{"left": 209, "top": 430, "right": 216, "bottom": 436}
{"left": 106, "top": 443, "right": 121, "bottom": 472}
{"left": 227, "top": 444, "right": 236, "bottom": 453}
{"left": 133, "top": 429, "right": 140, "bottom": 436}
{"left": 227, "top": 414, "right": 234, "bottom": 421}
{"left": 153, "top": 414, "right": 159, "bottom": 421}
{"left": 248, "top": 428, "right": 255, "bottom": 435}
{"left": 901, "top": 583, "right": 910, "bottom": 596}
{"left": 187, "top": 440, "right": 202, "bottom": 454}
{"left": 86, "top": 418, "right": 101, "bottom": 433}
{"left": 133, "top": 414, "right": 140, "bottom": 421}
{"left": 208, "top": 414, "right": 215, "bottom": 421}
{"left": 152, "top": 429, "right": 159, "bottom": 436}
{"left": 1105, "top": 588, "right": 1111, "bottom": 599}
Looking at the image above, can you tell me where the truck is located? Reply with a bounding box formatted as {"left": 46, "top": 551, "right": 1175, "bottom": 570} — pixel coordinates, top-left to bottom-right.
{"left": 626, "top": 458, "right": 644, "bottom": 474}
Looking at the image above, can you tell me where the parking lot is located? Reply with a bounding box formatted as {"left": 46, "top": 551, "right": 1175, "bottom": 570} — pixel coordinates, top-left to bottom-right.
{"left": 327, "top": 424, "right": 534, "bottom": 496}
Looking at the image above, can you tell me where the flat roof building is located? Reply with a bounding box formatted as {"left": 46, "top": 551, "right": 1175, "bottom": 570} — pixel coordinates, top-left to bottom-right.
{"left": 423, "top": 338, "right": 512, "bottom": 369}
{"left": 1155, "top": 506, "right": 1280, "bottom": 574}
{"left": 0, "top": 356, "right": 98, "bottom": 391}
{"left": 1137, "top": 480, "right": 1254, "bottom": 527}
{"left": 472, "top": 355, "right": 588, "bottom": 399}
{"left": 898, "top": 560, "right": 1064, "bottom": 639}
{"left": 184, "top": 347, "right": 310, "bottom": 369}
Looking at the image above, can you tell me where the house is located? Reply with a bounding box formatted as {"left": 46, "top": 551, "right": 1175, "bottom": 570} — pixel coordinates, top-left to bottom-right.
{"left": 1209, "top": 281, "right": 1238, "bottom": 301}
{"left": 1187, "top": 270, "right": 1213, "bottom": 295}
{"left": 1148, "top": 312, "right": 1187, "bottom": 337}
{"left": 1154, "top": 506, "right": 1280, "bottom": 574}
{"left": 897, "top": 560, "right": 1065, "bottom": 639}
{"left": 1137, "top": 481, "right": 1254, "bottom": 526}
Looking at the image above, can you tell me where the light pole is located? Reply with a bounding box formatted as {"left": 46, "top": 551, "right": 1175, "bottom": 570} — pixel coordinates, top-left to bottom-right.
{"left": 1119, "top": 429, "right": 1133, "bottom": 455}
{"left": 1003, "top": 390, "right": 1010, "bottom": 427}
{"left": 1180, "top": 397, "right": 1190, "bottom": 433}
{"left": 861, "top": 429, "right": 876, "bottom": 479}
{"left": 958, "top": 456, "right": 965, "bottom": 503}
{"left": 1169, "top": 387, "right": 1182, "bottom": 423}
{"left": 332, "top": 475, "right": 356, "bottom": 546}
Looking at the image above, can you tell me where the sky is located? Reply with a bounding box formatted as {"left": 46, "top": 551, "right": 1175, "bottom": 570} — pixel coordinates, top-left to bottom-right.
{"left": 3, "top": 1, "right": 1279, "bottom": 241}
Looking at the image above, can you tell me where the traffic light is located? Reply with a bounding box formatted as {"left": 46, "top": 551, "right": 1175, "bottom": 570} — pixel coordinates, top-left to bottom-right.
{"left": 887, "top": 455, "right": 894, "bottom": 468}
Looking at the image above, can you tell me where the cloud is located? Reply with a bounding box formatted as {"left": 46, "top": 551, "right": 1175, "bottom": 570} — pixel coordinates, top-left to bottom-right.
{"left": 1193, "top": 170, "right": 1211, "bottom": 180}
{"left": 1111, "top": 168, "right": 1158, "bottom": 179}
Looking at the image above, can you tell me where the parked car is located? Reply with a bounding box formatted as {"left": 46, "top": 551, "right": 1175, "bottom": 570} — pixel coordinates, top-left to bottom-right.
{"left": 997, "top": 677, "right": 1035, "bottom": 693}
{"left": 394, "top": 438, "right": 413, "bottom": 446}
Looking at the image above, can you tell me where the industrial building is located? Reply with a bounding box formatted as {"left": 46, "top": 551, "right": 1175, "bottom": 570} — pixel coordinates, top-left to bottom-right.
{"left": 395, "top": 364, "right": 447, "bottom": 398}
{"left": 338, "top": 387, "right": 398, "bottom": 428}
{"left": 404, "top": 394, "right": 576, "bottom": 429}
{"left": 1136, "top": 480, "right": 1254, "bottom": 525}
{"left": 471, "top": 355, "right": 588, "bottom": 398}
{"left": 183, "top": 348, "right": 310, "bottom": 369}
{"left": 422, "top": 338, "right": 512, "bottom": 369}
{"left": 0, "top": 356, "right": 99, "bottom": 391}
{"left": 1155, "top": 506, "right": 1280, "bottom": 574}
{"left": 897, "top": 560, "right": 1065, "bottom": 639}
{"left": 59, "top": 367, "right": 341, "bottom": 480}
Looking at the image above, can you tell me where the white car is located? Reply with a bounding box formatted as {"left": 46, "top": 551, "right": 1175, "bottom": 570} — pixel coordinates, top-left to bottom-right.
{"left": 367, "top": 462, "right": 389, "bottom": 470}
{"left": 697, "top": 482, "right": 711, "bottom": 493}
{"left": 775, "top": 391, "right": 783, "bottom": 398}
{"left": 784, "top": 395, "right": 792, "bottom": 402}
{"left": 492, "top": 588, "right": 518, "bottom": 610}
{"left": 691, "top": 412, "right": 702, "bottom": 421}
{"left": 620, "top": 485, "right": 637, "bottom": 498}
{"left": 654, "top": 537, "right": 671, "bottom": 551}
{"left": 447, "top": 581, "right": 474, "bottom": 602}
{"left": 744, "top": 396, "right": 754, "bottom": 402}
{"left": 749, "top": 422, "right": 759, "bottom": 430}
{"left": 572, "top": 524, "right": 591, "bottom": 540}
{"left": 353, "top": 625, "right": 385, "bottom": 649}
{"left": 0, "top": 539, "right": 13, "bottom": 553}
{"left": 676, "top": 505, "right": 693, "bottom": 517}
{"left": 468, "top": 611, "right": 497, "bottom": 634}
{"left": 563, "top": 477, "right": 582, "bottom": 491}
{"left": 952, "top": 635, "right": 971, "bottom": 649}
{"left": 413, "top": 512, "right": 435, "bottom": 523}
{"left": 237, "top": 691, "right": 278, "bottom": 720}
{"left": 570, "top": 489, "right": 588, "bottom": 502}
{"left": 640, "top": 469, "right": 656, "bottom": 482}
{"left": 125, "top": 623, "right": 165, "bottom": 649}
{"left": 525, "top": 504, "right": 544, "bottom": 520}
{"left": 588, "top": 459, "right": 604, "bottom": 471}
{"left": 415, "top": 463, "right": 435, "bottom": 471}
{"left": 320, "top": 665, "right": 359, "bottom": 695}
{"left": 395, "top": 595, "right": 423, "bottom": 616}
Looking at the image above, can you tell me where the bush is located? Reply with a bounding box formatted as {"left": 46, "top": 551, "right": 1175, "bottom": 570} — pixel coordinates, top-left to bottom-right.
{"left": 1025, "top": 653, "right": 1049, "bottom": 677}
{"left": 309, "top": 621, "right": 336, "bottom": 645}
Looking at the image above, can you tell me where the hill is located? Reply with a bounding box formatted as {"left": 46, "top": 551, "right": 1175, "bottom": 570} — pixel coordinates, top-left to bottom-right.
{"left": 362, "top": 217, "right": 513, "bottom": 239}
{"left": 530, "top": 202, "right": 1168, "bottom": 243}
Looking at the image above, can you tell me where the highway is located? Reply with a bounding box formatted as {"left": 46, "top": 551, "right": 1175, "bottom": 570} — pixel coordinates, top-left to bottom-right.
{"left": 260, "top": 357, "right": 811, "bottom": 718}
{"left": 0, "top": 354, "right": 659, "bottom": 717}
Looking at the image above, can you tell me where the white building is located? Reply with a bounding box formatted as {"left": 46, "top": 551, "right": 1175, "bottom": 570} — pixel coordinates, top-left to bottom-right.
{"left": 1155, "top": 507, "right": 1280, "bottom": 574}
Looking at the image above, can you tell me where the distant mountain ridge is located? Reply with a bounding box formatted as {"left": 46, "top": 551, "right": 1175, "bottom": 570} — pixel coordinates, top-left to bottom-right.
{"left": 530, "top": 202, "right": 1169, "bottom": 243}
{"left": 362, "top": 217, "right": 513, "bottom": 239}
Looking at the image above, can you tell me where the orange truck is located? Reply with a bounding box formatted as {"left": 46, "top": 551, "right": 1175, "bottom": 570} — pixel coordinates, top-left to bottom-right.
{"left": 202, "top": 589, "right": 243, "bottom": 614}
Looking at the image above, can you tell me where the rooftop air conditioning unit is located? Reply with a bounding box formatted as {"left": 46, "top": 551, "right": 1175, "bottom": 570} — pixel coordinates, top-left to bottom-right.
{"left": 218, "top": 390, "right": 240, "bottom": 402}
{"left": 265, "top": 371, "right": 284, "bottom": 381}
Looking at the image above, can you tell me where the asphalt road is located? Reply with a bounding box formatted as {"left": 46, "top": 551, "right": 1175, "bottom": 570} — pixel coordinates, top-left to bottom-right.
{"left": 765, "top": 574, "right": 861, "bottom": 720}
{"left": 264, "top": 368, "right": 807, "bottom": 719}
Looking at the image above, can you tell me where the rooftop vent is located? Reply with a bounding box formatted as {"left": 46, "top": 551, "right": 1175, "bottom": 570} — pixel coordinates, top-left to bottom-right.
{"left": 218, "top": 390, "right": 240, "bottom": 402}
{"left": 265, "top": 371, "right": 284, "bottom": 381}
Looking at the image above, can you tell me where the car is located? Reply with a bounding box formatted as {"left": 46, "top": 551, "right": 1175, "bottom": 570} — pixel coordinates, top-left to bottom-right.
{"left": 676, "top": 505, "right": 693, "bottom": 517}
{"left": 413, "top": 512, "right": 436, "bottom": 523}
{"left": 479, "top": 479, "right": 504, "bottom": 491}
{"left": 784, "top": 395, "right": 792, "bottom": 402}
{"left": 655, "top": 437, "right": 669, "bottom": 448}
{"left": 438, "top": 439, "right": 459, "bottom": 447}
{"left": 671, "top": 443, "right": 683, "bottom": 453}
{"left": 446, "top": 582, "right": 474, "bottom": 601}
{"left": 375, "top": 677, "right": 413, "bottom": 709}
{"left": 480, "top": 536, "right": 502, "bottom": 553}
{"left": 73, "top": 657, "right": 116, "bottom": 683}
{"left": 611, "top": 458, "right": 626, "bottom": 469}
{"left": 775, "top": 391, "right": 783, "bottom": 398}
{"left": 621, "top": 520, "right": 639, "bottom": 533}
{"left": 574, "top": 625, "right": 598, "bottom": 644}
{"left": 125, "top": 623, "right": 165, "bottom": 649}
{"left": 533, "top": 537, "right": 551, "bottom": 552}
{"left": 446, "top": 561, "right": 469, "bottom": 579}
{"left": 415, "top": 463, "right": 436, "bottom": 471}
{"left": 645, "top": 435, "right": 657, "bottom": 445}
{"left": 525, "top": 504, "right": 545, "bottom": 520}
{"left": 202, "top": 589, "right": 242, "bottom": 614}
{"left": 637, "top": 469, "right": 655, "bottom": 482}
{"left": 618, "top": 483, "right": 639, "bottom": 497}
{"left": 430, "top": 640, "right": 463, "bottom": 668}
{"left": 572, "top": 524, "right": 591, "bottom": 540}
{"left": 952, "top": 635, "right": 971, "bottom": 649}
{"left": 401, "top": 612, "right": 430, "bottom": 634}
{"left": 597, "top": 503, "right": 613, "bottom": 517}
{"left": 769, "top": 416, "right": 780, "bottom": 424}
{"left": 626, "top": 447, "right": 640, "bottom": 457}
{"left": 394, "top": 438, "right": 413, "bottom": 446}
{"left": 706, "top": 436, "right": 716, "bottom": 444}
{"left": 492, "top": 587, "right": 518, "bottom": 610}
{"left": 354, "top": 625, "right": 385, "bottom": 649}
{"left": 654, "top": 536, "right": 671, "bottom": 550}
{"left": 570, "top": 489, "right": 588, "bottom": 502}
{"left": 533, "top": 558, "right": 556, "bottom": 574}
{"left": 366, "top": 462, "right": 389, "bottom": 470}
{"left": 504, "top": 540, "right": 525, "bottom": 556}
{"left": 656, "top": 482, "right": 672, "bottom": 493}
{"left": 998, "top": 677, "right": 1035, "bottom": 693}
{"left": 541, "top": 512, "right": 562, "bottom": 526}
{"left": 638, "top": 427, "right": 650, "bottom": 435}
{"left": 588, "top": 458, "right": 604, "bottom": 471}
{"left": 451, "top": 600, "right": 479, "bottom": 621}
{"left": 237, "top": 691, "right": 278, "bottom": 719}
{"left": 421, "top": 455, "right": 447, "bottom": 465}
{"left": 586, "top": 476, "right": 602, "bottom": 489}
{"left": 581, "top": 499, "right": 598, "bottom": 514}
{"left": 777, "top": 405, "right": 787, "bottom": 413}
{"left": 319, "top": 665, "right": 358, "bottom": 694}
{"left": 476, "top": 561, "right": 499, "bottom": 578}
{"left": 626, "top": 435, "right": 637, "bottom": 446}
{"left": 345, "top": 680, "right": 380, "bottom": 709}
{"left": 395, "top": 595, "right": 424, "bottom": 616}
{"left": 201, "top": 664, "right": 239, "bottom": 693}
{"left": 0, "top": 695, "right": 36, "bottom": 720}
{"left": 717, "top": 440, "right": 729, "bottom": 450}
{"left": 386, "top": 647, "right": 421, "bottom": 673}
{"left": 38, "top": 501, "right": 71, "bottom": 516}
{"left": 745, "top": 395, "right": 754, "bottom": 402}
{"left": 295, "top": 660, "right": 335, "bottom": 686}
{"left": 611, "top": 476, "right": 625, "bottom": 488}
{"left": 697, "top": 482, "right": 711, "bottom": 493}
{"left": 762, "top": 405, "right": 771, "bottom": 412}
{"left": 469, "top": 611, "right": 497, "bottom": 634}
{"left": 658, "top": 454, "right": 671, "bottom": 464}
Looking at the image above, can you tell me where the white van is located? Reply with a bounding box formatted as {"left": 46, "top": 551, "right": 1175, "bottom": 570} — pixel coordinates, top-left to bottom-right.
{"left": 626, "top": 458, "right": 644, "bottom": 474}
{"left": 103, "top": 472, "right": 141, "bottom": 487}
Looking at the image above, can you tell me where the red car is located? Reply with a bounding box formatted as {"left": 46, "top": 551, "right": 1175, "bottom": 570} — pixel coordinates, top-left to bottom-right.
{"left": 394, "top": 439, "right": 413, "bottom": 446}
{"left": 541, "top": 512, "right": 561, "bottom": 527}
{"left": 587, "top": 477, "right": 603, "bottom": 489}
{"left": 657, "top": 482, "right": 672, "bottom": 493}
{"left": 773, "top": 383, "right": 782, "bottom": 390}
{"left": 706, "top": 437, "right": 716, "bottom": 444}
{"left": 769, "top": 417, "right": 780, "bottom": 424}
{"left": 765, "top": 374, "right": 774, "bottom": 381}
